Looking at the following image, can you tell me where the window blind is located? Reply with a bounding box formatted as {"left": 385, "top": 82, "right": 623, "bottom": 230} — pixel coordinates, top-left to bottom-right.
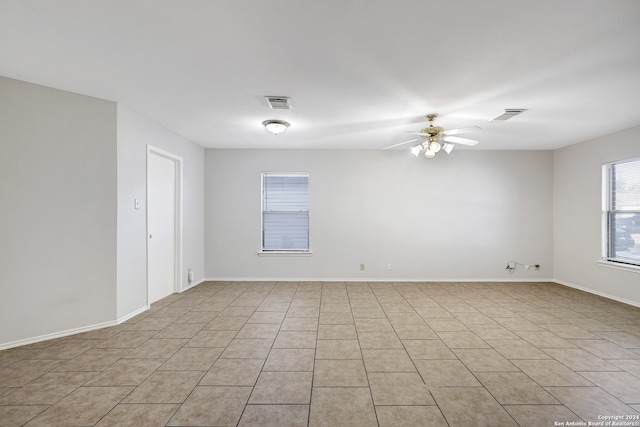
{"left": 607, "top": 159, "right": 640, "bottom": 266}
{"left": 262, "top": 173, "right": 309, "bottom": 251}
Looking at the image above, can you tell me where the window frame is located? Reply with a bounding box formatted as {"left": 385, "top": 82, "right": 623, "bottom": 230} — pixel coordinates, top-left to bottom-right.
{"left": 259, "top": 172, "right": 311, "bottom": 255}
{"left": 602, "top": 157, "right": 640, "bottom": 268}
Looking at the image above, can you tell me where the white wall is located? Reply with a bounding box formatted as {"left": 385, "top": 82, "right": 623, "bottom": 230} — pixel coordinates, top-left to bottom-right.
{"left": 0, "top": 76, "right": 118, "bottom": 347}
{"left": 205, "top": 149, "right": 553, "bottom": 280}
{"left": 117, "top": 106, "right": 205, "bottom": 320}
{"left": 553, "top": 125, "right": 640, "bottom": 306}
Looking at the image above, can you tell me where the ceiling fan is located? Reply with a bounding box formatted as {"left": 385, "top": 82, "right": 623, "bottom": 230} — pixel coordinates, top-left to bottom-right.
{"left": 383, "top": 114, "right": 481, "bottom": 158}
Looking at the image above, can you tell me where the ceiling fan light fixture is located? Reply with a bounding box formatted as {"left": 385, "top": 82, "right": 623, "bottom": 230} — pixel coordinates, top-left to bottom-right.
{"left": 424, "top": 149, "right": 436, "bottom": 159}
{"left": 263, "top": 119, "right": 290, "bottom": 135}
{"left": 411, "top": 145, "right": 422, "bottom": 156}
{"left": 429, "top": 140, "right": 441, "bottom": 153}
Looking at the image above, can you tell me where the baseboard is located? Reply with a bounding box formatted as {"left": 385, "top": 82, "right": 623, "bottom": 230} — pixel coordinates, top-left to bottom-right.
{"left": 552, "top": 278, "right": 640, "bottom": 309}
{"left": 117, "top": 304, "right": 150, "bottom": 324}
{"left": 0, "top": 319, "right": 118, "bottom": 351}
{"left": 180, "top": 277, "right": 207, "bottom": 292}
{"left": 202, "top": 277, "right": 555, "bottom": 283}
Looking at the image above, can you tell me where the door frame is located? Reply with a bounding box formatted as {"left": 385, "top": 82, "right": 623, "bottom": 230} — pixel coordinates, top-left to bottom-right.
{"left": 146, "top": 145, "right": 183, "bottom": 304}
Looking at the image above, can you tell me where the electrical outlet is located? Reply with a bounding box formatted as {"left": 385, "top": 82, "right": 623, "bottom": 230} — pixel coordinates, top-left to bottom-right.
{"left": 387, "top": 263, "right": 392, "bottom": 271}
{"left": 360, "top": 263, "right": 365, "bottom": 271}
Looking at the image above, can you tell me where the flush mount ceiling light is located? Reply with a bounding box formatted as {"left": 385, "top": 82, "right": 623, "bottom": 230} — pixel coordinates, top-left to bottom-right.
{"left": 263, "top": 119, "right": 290, "bottom": 135}
{"left": 383, "top": 114, "right": 481, "bottom": 159}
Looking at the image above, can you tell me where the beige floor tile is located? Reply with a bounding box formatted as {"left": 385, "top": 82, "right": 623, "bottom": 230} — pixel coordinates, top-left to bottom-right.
{"left": 544, "top": 348, "right": 619, "bottom": 371}
{"left": 95, "top": 403, "right": 179, "bottom": 427}
{"left": 0, "top": 405, "right": 48, "bottom": 427}
{"left": 0, "top": 371, "right": 95, "bottom": 405}
{"left": 437, "top": 331, "right": 490, "bottom": 348}
{"left": 316, "top": 339, "right": 362, "bottom": 359}
{"left": 219, "top": 306, "right": 257, "bottom": 317}
{"left": 85, "top": 358, "right": 163, "bottom": 386}
{"left": 610, "top": 359, "right": 640, "bottom": 377}
{"left": 546, "top": 386, "right": 639, "bottom": 421}
{"left": 174, "top": 310, "right": 219, "bottom": 324}
{"left": 517, "top": 331, "right": 576, "bottom": 348}
{"left": 94, "top": 330, "right": 157, "bottom": 349}
{"left": 454, "top": 312, "right": 498, "bottom": 325}
{"left": 414, "top": 359, "right": 480, "bottom": 387}
{"left": 453, "top": 348, "right": 518, "bottom": 372}
{"left": 596, "top": 331, "right": 640, "bottom": 348}
{"left": 53, "top": 348, "right": 130, "bottom": 372}
{"left": 493, "top": 317, "right": 544, "bottom": 331}
{"left": 468, "top": 324, "right": 520, "bottom": 340}
{"left": 281, "top": 317, "right": 319, "bottom": 331}
{"left": 239, "top": 404, "right": 309, "bottom": 427}
{"left": 124, "top": 338, "right": 187, "bottom": 359}
{"left": 352, "top": 306, "right": 386, "bottom": 319}
{"left": 425, "top": 319, "right": 469, "bottom": 331}
{"left": 320, "top": 302, "right": 351, "bottom": 313}
{"left": 415, "top": 307, "right": 455, "bottom": 319}
{"left": 204, "top": 315, "right": 249, "bottom": 331}
{"left": 392, "top": 324, "right": 438, "bottom": 340}
{"left": 309, "top": 387, "right": 378, "bottom": 427}
{"left": 319, "top": 312, "right": 354, "bottom": 325}
{"left": 167, "top": 386, "right": 252, "bottom": 426}
{"left": 368, "top": 372, "right": 435, "bottom": 405}
{"left": 0, "top": 360, "right": 64, "bottom": 387}
{"left": 247, "top": 310, "right": 286, "bottom": 324}
{"left": 235, "top": 323, "right": 280, "bottom": 339}
{"left": 403, "top": 339, "right": 456, "bottom": 359}
{"left": 123, "top": 370, "right": 203, "bottom": 403}
{"left": 273, "top": 331, "right": 317, "bottom": 348}
{"left": 249, "top": 371, "right": 313, "bottom": 404}
{"left": 431, "top": 387, "right": 518, "bottom": 427}
{"left": 25, "top": 386, "right": 132, "bottom": 427}
{"left": 185, "top": 330, "right": 236, "bottom": 347}
{"left": 314, "top": 359, "right": 368, "bottom": 387}
{"left": 263, "top": 348, "right": 315, "bottom": 371}
{"left": 571, "top": 339, "right": 640, "bottom": 359}
{"left": 358, "top": 332, "right": 403, "bottom": 349}
{"left": 290, "top": 298, "right": 321, "bottom": 308}
{"left": 152, "top": 323, "right": 206, "bottom": 339}
{"left": 317, "top": 324, "right": 357, "bottom": 340}
{"left": 375, "top": 405, "right": 448, "bottom": 427}
{"left": 505, "top": 404, "right": 582, "bottom": 427}
{"left": 287, "top": 307, "right": 320, "bottom": 317}
{"left": 386, "top": 312, "right": 425, "bottom": 325}
{"left": 475, "top": 372, "right": 559, "bottom": 404}
{"left": 159, "top": 347, "right": 223, "bottom": 371}
{"left": 200, "top": 358, "right": 264, "bottom": 386}
{"left": 355, "top": 318, "right": 394, "bottom": 332}
{"left": 362, "top": 349, "right": 416, "bottom": 372}
{"left": 220, "top": 338, "right": 274, "bottom": 358}
{"left": 485, "top": 339, "right": 552, "bottom": 359}
{"left": 512, "top": 359, "right": 594, "bottom": 386}
{"left": 579, "top": 371, "right": 640, "bottom": 404}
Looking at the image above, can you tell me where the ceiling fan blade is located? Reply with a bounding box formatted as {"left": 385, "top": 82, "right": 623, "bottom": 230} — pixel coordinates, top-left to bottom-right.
{"left": 443, "top": 135, "right": 479, "bottom": 146}
{"left": 404, "top": 131, "right": 428, "bottom": 136}
{"left": 443, "top": 126, "right": 482, "bottom": 136}
{"left": 442, "top": 143, "right": 455, "bottom": 154}
{"left": 382, "top": 139, "right": 422, "bottom": 150}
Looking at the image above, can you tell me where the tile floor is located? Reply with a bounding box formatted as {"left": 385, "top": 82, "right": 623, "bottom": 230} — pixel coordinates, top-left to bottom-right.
{"left": 2, "top": 281, "right": 640, "bottom": 426}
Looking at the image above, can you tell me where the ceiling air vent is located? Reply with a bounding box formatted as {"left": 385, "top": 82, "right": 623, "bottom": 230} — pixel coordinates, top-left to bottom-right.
{"left": 265, "top": 96, "right": 293, "bottom": 110}
{"left": 490, "top": 109, "right": 527, "bottom": 121}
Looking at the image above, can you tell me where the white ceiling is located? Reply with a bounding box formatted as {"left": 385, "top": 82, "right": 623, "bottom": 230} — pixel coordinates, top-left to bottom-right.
{"left": 1, "top": 0, "right": 640, "bottom": 151}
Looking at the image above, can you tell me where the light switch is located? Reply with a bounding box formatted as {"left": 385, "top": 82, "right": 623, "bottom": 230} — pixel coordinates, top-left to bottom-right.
{"left": 134, "top": 198, "right": 141, "bottom": 210}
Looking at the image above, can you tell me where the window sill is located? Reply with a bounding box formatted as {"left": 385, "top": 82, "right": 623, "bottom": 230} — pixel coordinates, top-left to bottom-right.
{"left": 597, "top": 259, "right": 640, "bottom": 274}
{"left": 258, "top": 251, "right": 313, "bottom": 257}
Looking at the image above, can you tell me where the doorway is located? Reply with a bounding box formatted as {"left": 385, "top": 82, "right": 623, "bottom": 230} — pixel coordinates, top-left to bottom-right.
{"left": 147, "top": 147, "right": 182, "bottom": 304}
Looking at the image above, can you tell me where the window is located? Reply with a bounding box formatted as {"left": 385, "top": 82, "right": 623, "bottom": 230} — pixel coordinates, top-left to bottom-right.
{"left": 604, "top": 158, "right": 640, "bottom": 266}
{"left": 261, "top": 173, "right": 309, "bottom": 252}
